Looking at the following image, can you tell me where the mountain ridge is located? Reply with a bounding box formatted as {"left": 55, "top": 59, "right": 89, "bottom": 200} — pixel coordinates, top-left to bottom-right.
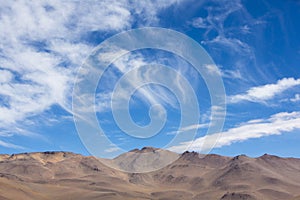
{"left": 0, "top": 148, "right": 300, "bottom": 200}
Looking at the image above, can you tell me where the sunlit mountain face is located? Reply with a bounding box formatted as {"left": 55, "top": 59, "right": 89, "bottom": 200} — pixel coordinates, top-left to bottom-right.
{"left": 0, "top": 0, "right": 299, "bottom": 160}
{"left": 0, "top": 150, "right": 300, "bottom": 199}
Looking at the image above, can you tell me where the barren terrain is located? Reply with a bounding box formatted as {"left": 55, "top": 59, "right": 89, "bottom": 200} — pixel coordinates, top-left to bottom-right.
{"left": 0, "top": 147, "right": 300, "bottom": 199}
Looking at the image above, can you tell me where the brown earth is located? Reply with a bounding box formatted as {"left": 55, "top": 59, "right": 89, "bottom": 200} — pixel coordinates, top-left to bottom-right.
{"left": 0, "top": 148, "right": 300, "bottom": 200}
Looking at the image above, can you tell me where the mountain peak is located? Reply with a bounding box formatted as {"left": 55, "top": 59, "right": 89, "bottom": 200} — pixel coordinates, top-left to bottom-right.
{"left": 129, "top": 147, "right": 160, "bottom": 153}
{"left": 232, "top": 154, "right": 249, "bottom": 161}
{"left": 259, "top": 153, "right": 280, "bottom": 160}
{"left": 179, "top": 151, "right": 200, "bottom": 161}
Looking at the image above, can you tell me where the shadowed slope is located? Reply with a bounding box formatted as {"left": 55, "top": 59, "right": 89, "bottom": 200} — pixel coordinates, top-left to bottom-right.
{"left": 0, "top": 149, "right": 300, "bottom": 200}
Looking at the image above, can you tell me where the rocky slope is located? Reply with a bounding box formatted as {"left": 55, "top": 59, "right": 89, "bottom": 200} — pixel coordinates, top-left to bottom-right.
{"left": 0, "top": 148, "right": 300, "bottom": 200}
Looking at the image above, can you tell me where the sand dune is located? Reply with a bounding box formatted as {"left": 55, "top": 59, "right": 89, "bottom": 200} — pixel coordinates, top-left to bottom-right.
{"left": 0, "top": 148, "right": 300, "bottom": 199}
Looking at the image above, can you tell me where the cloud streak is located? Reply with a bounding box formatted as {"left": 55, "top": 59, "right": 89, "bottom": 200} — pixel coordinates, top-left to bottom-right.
{"left": 0, "top": 140, "right": 24, "bottom": 149}
{"left": 95, "top": 50, "right": 195, "bottom": 113}
{"left": 168, "top": 111, "right": 300, "bottom": 153}
{"left": 291, "top": 94, "right": 300, "bottom": 102}
{"left": 229, "top": 78, "right": 300, "bottom": 103}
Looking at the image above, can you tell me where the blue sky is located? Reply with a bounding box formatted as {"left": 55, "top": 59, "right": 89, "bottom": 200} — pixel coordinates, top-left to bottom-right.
{"left": 0, "top": 0, "right": 300, "bottom": 158}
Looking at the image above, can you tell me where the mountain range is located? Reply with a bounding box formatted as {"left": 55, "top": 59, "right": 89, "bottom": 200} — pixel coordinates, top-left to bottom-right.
{"left": 0, "top": 147, "right": 300, "bottom": 200}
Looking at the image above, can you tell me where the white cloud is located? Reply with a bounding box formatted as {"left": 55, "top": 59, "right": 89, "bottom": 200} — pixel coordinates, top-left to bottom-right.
{"left": 204, "top": 64, "right": 222, "bottom": 76}
{"left": 291, "top": 94, "right": 300, "bottom": 102}
{"left": 180, "top": 124, "right": 209, "bottom": 131}
{"left": 221, "top": 69, "right": 242, "bottom": 79}
{"left": 203, "top": 36, "right": 253, "bottom": 57}
{"left": 168, "top": 111, "right": 300, "bottom": 153}
{"left": 229, "top": 78, "right": 300, "bottom": 103}
{"left": 95, "top": 51, "right": 187, "bottom": 114}
{"left": 191, "top": 0, "right": 252, "bottom": 59}
{"left": 130, "top": 0, "right": 182, "bottom": 25}
{"left": 95, "top": 92, "right": 112, "bottom": 113}
{"left": 204, "top": 64, "right": 242, "bottom": 79}
{"left": 0, "top": 0, "right": 182, "bottom": 147}
{"left": 167, "top": 123, "right": 208, "bottom": 135}
{"left": 105, "top": 147, "right": 120, "bottom": 153}
{"left": 0, "top": 70, "right": 13, "bottom": 83}
{"left": 190, "top": 0, "right": 270, "bottom": 83}
{"left": 0, "top": 140, "right": 24, "bottom": 149}
{"left": 191, "top": 17, "right": 210, "bottom": 29}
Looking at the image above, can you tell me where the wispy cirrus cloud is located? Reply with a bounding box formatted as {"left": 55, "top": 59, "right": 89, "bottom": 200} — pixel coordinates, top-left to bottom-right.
{"left": 0, "top": 0, "right": 182, "bottom": 148}
{"left": 167, "top": 123, "right": 209, "bottom": 135}
{"left": 0, "top": 140, "right": 25, "bottom": 149}
{"left": 228, "top": 77, "right": 300, "bottom": 104}
{"left": 189, "top": 0, "right": 271, "bottom": 84}
{"left": 190, "top": 0, "right": 253, "bottom": 58}
{"left": 95, "top": 49, "right": 199, "bottom": 114}
{"left": 168, "top": 111, "right": 300, "bottom": 153}
{"left": 204, "top": 64, "right": 242, "bottom": 79}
